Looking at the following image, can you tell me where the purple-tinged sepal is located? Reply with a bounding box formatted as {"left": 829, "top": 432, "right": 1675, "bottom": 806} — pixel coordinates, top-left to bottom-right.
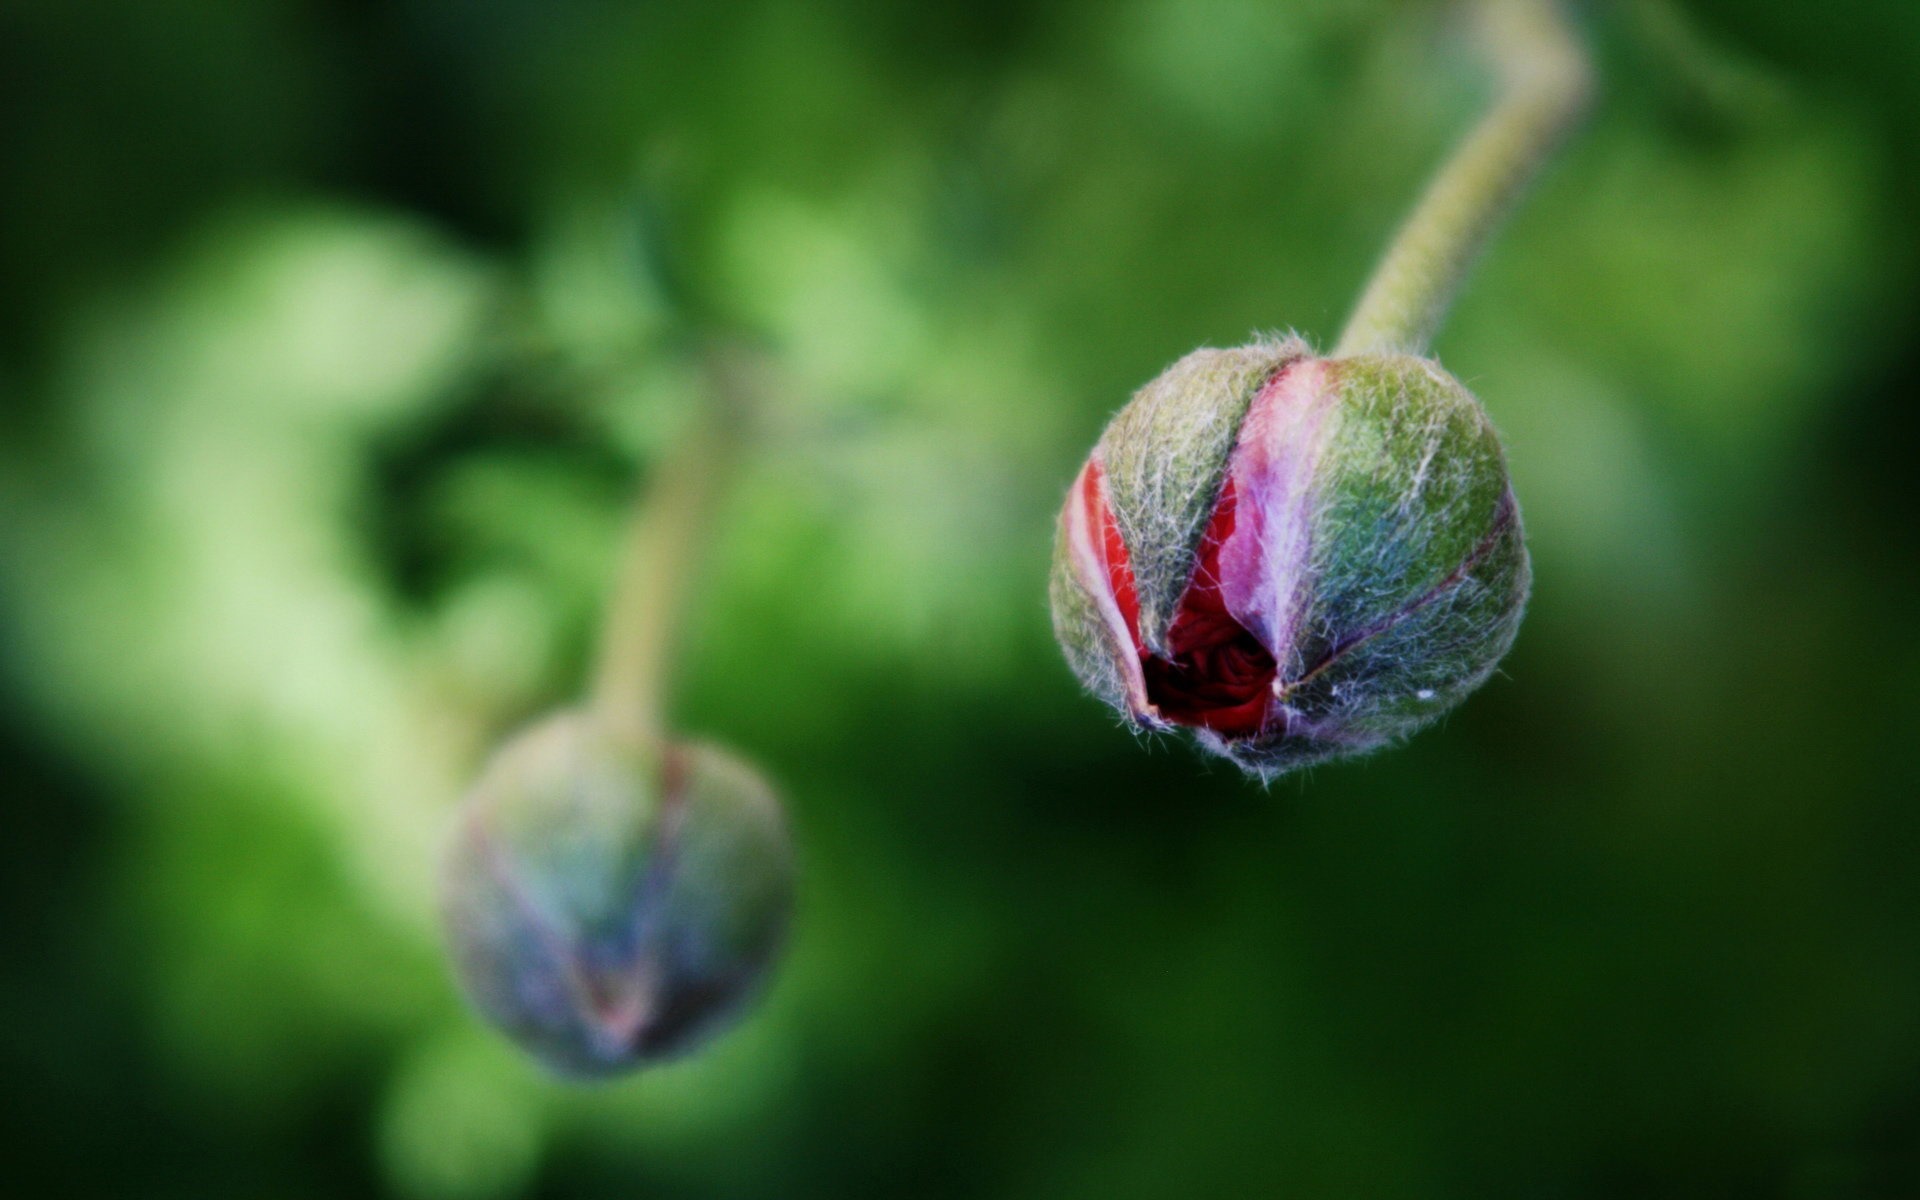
{"left": 440, "top": 711, "right": 794, "bottom": 1077}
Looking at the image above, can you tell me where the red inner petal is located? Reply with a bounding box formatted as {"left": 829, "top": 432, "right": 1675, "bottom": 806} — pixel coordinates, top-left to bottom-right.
{"left": 1086, "top": 462, "right": 1141, "bottom": 646}
{"left": 1142, "top": 479, "right": 1277, "bottom": 736}
{"left": 1091, "top": 468, "right": 1277, "bottom": 738}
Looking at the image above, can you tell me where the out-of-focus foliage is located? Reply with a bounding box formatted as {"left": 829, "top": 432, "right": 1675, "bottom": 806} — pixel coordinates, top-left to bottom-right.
{"left": 2, "top": 1, "right": 1918, "bottom": 1197}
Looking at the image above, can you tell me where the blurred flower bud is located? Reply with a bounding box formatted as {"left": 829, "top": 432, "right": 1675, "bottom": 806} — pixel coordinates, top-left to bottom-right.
{"left": 440, "top": 711, "right": 794, "bottom": 1077}
{"left": 1051, "top": 337, "right": 1529, "bottom": 779}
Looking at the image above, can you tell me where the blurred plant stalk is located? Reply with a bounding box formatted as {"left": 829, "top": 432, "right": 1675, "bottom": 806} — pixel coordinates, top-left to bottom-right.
{"left": 593, "top": 346, "right": 756, "bottom": 742}
{"left": 1335, "top": 0, "right": 1593, "bottom": 357}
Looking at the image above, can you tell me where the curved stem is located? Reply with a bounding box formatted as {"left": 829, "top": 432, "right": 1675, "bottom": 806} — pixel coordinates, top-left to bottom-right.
{"left": 1333, "top": 0, "right": 1592, "bottom": 358}
{"left": 592, "top": 347, "right": 754, "bottom": 744}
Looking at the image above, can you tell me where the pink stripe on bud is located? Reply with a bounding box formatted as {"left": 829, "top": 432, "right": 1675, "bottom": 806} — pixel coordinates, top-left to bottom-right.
{"left": 1217, "top": 357, "right": 1336, "bottom": 669}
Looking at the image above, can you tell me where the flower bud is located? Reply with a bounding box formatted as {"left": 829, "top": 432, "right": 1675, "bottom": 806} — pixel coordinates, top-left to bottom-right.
{"left": 1051, "top": 337, "right": 1528, "bottom": 779}
{"left": 440, "top": 711, "right": 794, "bottom": 1077}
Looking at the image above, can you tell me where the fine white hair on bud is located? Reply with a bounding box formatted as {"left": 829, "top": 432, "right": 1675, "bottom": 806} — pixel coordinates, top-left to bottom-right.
{"left": 440, "top": 711, "right": 795, "bottom": 1077}
{"left": 1051, "top": 339, "right": 1528, "bottom": 779}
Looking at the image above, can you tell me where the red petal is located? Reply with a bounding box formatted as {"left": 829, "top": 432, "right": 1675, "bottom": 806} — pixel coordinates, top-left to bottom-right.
{"left": 1081, "top": 460, "right": 1141, "bottom": 650}
{"left": 1142, "top": 478, "right": 1278, "bottom": 737}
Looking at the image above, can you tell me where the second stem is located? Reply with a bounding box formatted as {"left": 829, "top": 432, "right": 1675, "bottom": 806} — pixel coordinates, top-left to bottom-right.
{"left": 593, "top": 349, "right": 752, "bottom": 744}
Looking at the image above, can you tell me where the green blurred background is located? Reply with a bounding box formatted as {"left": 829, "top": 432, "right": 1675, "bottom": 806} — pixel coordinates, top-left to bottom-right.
{"left": 4, "top": 0, "right": 1919, "bottom": 1195}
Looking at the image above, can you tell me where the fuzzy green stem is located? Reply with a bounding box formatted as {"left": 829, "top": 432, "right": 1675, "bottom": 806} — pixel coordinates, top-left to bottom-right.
{"left": 1334, "top": 0, "right": 1592, "bottom": 358}
{"left": 592, "top": 348, "right": 753, "bottom": 743}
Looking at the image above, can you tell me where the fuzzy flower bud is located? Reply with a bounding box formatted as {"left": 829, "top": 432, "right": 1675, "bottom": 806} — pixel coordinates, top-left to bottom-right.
{"left": 440, "top": 711, "right": 794, "bottom": 1077}
{"left": 1051, "top": 337, "right": 1528, "bottom": 779}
